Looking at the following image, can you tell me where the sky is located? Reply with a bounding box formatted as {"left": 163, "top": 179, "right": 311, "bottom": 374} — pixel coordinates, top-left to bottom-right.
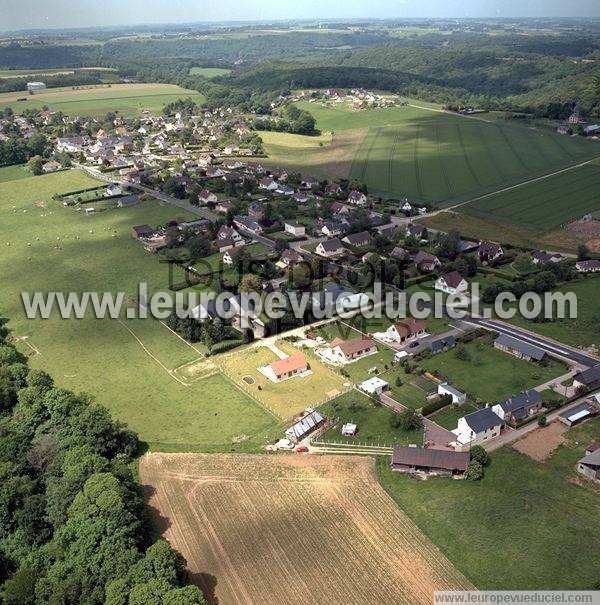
{"left": 2, "top": 0, "right": 600, "bottom": 31}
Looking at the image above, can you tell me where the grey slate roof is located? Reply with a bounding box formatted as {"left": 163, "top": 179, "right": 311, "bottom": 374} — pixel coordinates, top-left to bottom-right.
{"left": 494, "top": 334, "right": 546, "bottom": 362}
{"left": 573, "top": 365, "right": 600, "bottom": 387}
{"left": 499, "top": 389, "right": 543, "bottom": 414}
{"left": 429, "top": 335, "right": 456, "bottom": 354}
{"left": 464, "top": 407, "right": 504, "bottom": 433}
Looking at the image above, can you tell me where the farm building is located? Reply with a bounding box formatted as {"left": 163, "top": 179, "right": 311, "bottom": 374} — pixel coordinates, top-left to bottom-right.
{"left": 493, "top": 334, "right": 546, "bottom": 363}
{"left": 27, "top": 81, "right": 46, "bottom": 91}
{"left": 452, "top": 407, "right": 504, "bottom": 448}
{"left": 132, "top": 224, "right": 153, "bottom": 240}
{"left": 573, "top": 365, "right": 600, "bottom": 391}
{"left": 267, "top": 354, "right": 309, "bottom": 382}
{"left": 359, "top": 377, "right": 389, "bottom": 395}
{"left": 390, "top": 446, "right": 470, "bottom": 477}
{"left": 492, "top": 389, "right": 543, "bottom": 424}
{"left": 577, "top": 445, "right": 600, "bottom": 483}
{"left": 438, "top": 383, "right": 466, "bottom": 405}
{"left": 342, "top": 423, "right": 357, "bottom": 436}
{"left": 558, "top": 400, "right": 600, "bottom": 427}
{"left": 285, "top": 410, "right": 327, "bottom": 443}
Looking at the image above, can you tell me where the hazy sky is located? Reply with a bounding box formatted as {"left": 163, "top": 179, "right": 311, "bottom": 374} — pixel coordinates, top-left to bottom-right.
{"left": 3, "top": 0, "right": 600, "bottom": 31}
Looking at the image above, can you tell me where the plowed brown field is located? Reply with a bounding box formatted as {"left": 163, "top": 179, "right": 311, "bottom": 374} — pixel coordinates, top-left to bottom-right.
{"left": 140, "top": 453, "right": 473, "bottom": 604}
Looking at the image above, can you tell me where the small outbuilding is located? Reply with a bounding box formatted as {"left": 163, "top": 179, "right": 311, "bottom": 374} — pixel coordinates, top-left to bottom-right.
{"left": 390, "top": 446, "right": 470, "bottom": 477}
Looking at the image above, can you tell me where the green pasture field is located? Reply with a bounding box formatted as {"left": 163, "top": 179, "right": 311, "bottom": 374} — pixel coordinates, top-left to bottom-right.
{"left": 463, "top": 163, "right": 600, "bottom": 230}
{"left": 295, "top": 100, "right": 599, "bottom": 214}
{"left": 377, "top": 417, "right": 600, "bottom": 589}
{"left": 0, "top": 170, "right": 280, "bottom": 451}
{"left": 189, "top": 67, "right": 232, "bottom": 78}
{"left": 0, "top": 67, "right": 116, "bottom": 78}
{"left": 419, "top": 339, "right": 567, "bottom": 402}
{"left": 0, "top": 164, "right": 31, "bottom": 182}
{"left": 0, "top": 84, "right": 204, "bottom": 117}
{"left": 318, "top": 390, "right": 423, "bottom": 447}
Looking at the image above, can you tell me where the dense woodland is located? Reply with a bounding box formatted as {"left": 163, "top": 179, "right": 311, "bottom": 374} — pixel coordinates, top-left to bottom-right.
{"left": 0, "top": 316, "right": 206, "bottom": 604}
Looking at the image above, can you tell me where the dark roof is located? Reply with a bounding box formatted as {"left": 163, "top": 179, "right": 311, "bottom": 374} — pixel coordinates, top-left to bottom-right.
{"left": 464, "top": 407, "right": 504, "bottom": 433}
{"left": 429, "top": 335, "right": 456, "bottom": 353}
{"left": 343, "top": 231, "right": 371, "bottom": 246}
{"left": 133, "top": 224, "right": 153, "bottom": 236}
{"left": 391, "top": 446, "right": 470, "bottom": 472}
{"left": 319, "top": 238, "right": 344, "bottom": 253}
{"left": 559, "top": 401, "right": 598, "bottom": 420}
{"left": 573, "top": 365, "right": 600, "bottom": 387}
{"left": 438, "top": 271, "right": 465, "bottom": 289}
{"left": 494, "top": 334, "right": 546, "bottom": 362}
{"left": 499, "top": 389, "right": 543, "bottom": 414}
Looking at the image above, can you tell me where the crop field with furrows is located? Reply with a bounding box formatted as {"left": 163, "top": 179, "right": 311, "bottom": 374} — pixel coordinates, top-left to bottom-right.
{"left": 462, "top": 163, "right": 600, "bottom": 230}
{"left": 140, "top": 453, "right": 474, "bottom": 605}
{"left": 293, "top": 100, "right": 598, "bottom": 213}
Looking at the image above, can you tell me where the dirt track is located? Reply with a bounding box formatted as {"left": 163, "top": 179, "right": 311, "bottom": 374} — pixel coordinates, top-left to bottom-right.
{"left": 140, "top": 453, "right": 473, "bottom": 605}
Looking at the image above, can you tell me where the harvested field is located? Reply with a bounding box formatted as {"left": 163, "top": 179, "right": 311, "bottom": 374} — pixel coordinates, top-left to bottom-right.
{"left": 512, "top": 422, "right": 568, "bottom": 461}
{"left": 140, "top": 453, "right": 474, "bottom": 605}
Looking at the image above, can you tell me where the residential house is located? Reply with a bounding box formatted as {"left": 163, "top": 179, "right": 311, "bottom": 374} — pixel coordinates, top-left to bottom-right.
{"left": 390, "top": 246, "right": 408, "bottom": 260}
{"left": 493, "top": 334, "right": 546, "bottom": 363}
{"left": 342, "top": 231, "right": 372, "bottom": 248}
{"left": 216, "top": 225, "right": 244, "bottom": 243}
{"left": 413, "top": 251, "right": 441, "bottom": 272}
{"left": 223, "top": 250, "right": 234, "bottom": 265}
{"left": 377, "top": 225, "right": 398, "bottom": 240}
{"left": 492, "top": 389, "right": 543, "bottom": 424}
{"left": 269, "top": 354, "right": 308, "bottom": 381}
{"left": 406, "top": 224, "right": 426, "bottom": 240}
{"left": 385, "top": 318, "right": 426, "bottom": 344}
{"left": 277, "top": 249, "right": 303, "bottom": 268}
{"left": 532, "top": 251, "right": 565, "bottom": 265}
{"left": 234, "top": 215, "right": 263, "bottom": 235}
{"left": 198, "top": 189, "right": 218, "bottom": 205}
{"left": 434, "top": 271, "right": 468, "bottom": 295}
{"left": 248, "top": 202, "right": 265, "bottom": 220}
{"left": 321, "top": 222, "right": 347, "bottom": 238}
{"left": 347, "top": 190, "right": 368, "bottom": 207}
{"left": 573, "top": 365, "right": 600, "bottom": 392}
{"left": 42, "top": 160, "right": 61, "bottom": 173}
{"left": 452, "top": 407, "right": 505, "bottom": 447}
{"left": 429, "top": 336, "right": 456, "bottom": 354}
{"left": 284, "top": 222, "right": 306, "bottom": 237}
{"left": 301, "top": 176, "right": 320, "bottom": 189}
{"left": 215, "top": 237, "right": 244, "bottom": 253}
{"left": 215, "top": 201, "right": 232, "bottom": 214}
{"left": 330, "top": 201, "right": 351, "bottom": 215}
{"left": 325, "top": 183, "right": 342, "bottom": 196}
{"left": 205, "top": 166, "right": 226, "bottom": 178}
{"left": 132, "top": 225, "right": 153, "bottom": 240}
{"left": 575, "top": 260, "right": 600, "bottom": 273}
{"left": 391, "top": 446, "right": 470, "bottom": 477}
{"left": 438, "top": 383, "right": 466, "bottom": 405}
{"left": 401, "top": 201, "right": 413, "bottom": 213}
{"left": 478, "top": 241, "right": 504, "bottom": 263}
{"left": 326, "top": 336, "right": 377, "bottom": 364}
{"left": 312, "top": 283, "right": 366, "bottom": 312}
{"left": 259, "top": 177, "right": 278, "bottom": 191}
{"left": 315, "top": 238, "right": 345, "bottom": 258}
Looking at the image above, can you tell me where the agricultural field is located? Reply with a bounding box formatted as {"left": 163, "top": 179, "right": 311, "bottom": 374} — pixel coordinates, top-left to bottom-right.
{"left": 0, "top": 169, "right": 281, "bottom": 451}
{"left": 419, "top": 339, "right": 567, "bottom": 402}
{"left": 0, "top": 83, "right": 204, "bottom": 116}
{"left": 378, "top": 417, "right": 600, "bottom": 589}
{"left": 140, "top": 453, "right": 473, "bottom": 604}
{"left": 462, "top": 162, "right": 600, "bottom": 230}
{"left": 188, "top": 67, "right": 232, "bottom": 78}
{"left": 319, "top": 390, "right": 423, "bottom": 446}
{"left": 221, "top": 341, "right": 348, "bottom": 419}
{"left": 0, "top": 67, "right": 117, "bottom": 78}
{"left": 294, "top": 100, "right": 599, "bottom": 216}
{"left": 0, "top": 163, "right": 31, "bottom": 182}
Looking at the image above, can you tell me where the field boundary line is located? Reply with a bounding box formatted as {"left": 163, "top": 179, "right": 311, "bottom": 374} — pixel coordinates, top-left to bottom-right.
{"left": 445, "top": 155, "right": 600, "bottom": 213}
{"left": 116, "top": 319, "right": 189, "bottom": 387}
{"left": 407, "top": 103, "right": 493, "bottom": 123}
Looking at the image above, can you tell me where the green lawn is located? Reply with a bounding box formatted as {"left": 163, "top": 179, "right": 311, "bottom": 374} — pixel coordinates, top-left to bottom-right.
{"left": 507, "top": 277, "right": 600, "bottom": 349}
{"left": 0, "top": 84, "right": 204, "bottom": 117}
{"left": 429, "top": 402, "right": 479, "bottom": 430}
{"left": 377, "top": 417, "right": 600, "bottom": 589}
{"left": 419, "top": 339, "right": 567, "bottom": 402}
{"left": 0, "top": 170, "right": 281, "bottom": 451}
{"left": 318, "top": 390, "right": 423, "bottom": 447}
{"left": 295, "top": 100, "right": 599, "bottom": 214}
{"left": 379, "top": 365, "right": 431, "bottom": 409}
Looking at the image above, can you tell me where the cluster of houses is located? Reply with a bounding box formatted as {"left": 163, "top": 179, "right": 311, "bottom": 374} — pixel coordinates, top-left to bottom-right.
{"left": 295, "top": 88, "right": 400, "bottom": 110}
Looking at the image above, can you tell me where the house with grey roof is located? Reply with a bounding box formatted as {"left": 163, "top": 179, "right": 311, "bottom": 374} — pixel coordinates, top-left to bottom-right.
{"left": 577, "top": 445, "right": 600, "bottom": 483}
{"left": 452, "top": 407, "right": 504, "bottom": 448}
{"left": 429, "top": 335, "right": 456, "bottom": 354}
{"left": 573, "top": 365, "right": 600, "bottom": 392}
{"left": 492, "top": 389, "right": 543, "bottom": 424}
{"left": 493, "top": 334, "right": 546, "bottom": 363}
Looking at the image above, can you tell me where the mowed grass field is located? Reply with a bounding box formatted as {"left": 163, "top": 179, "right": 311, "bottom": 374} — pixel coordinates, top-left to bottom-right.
{"left": 462, "top": 163, "right": 600, "bottom": 230}
{"left": 0, "top": 170, "right": 281, "bottom": 451}
{"left": 378, "top": 417, "right": 600, "bottom": 589}
{"left": 188, "top": 67, "right": 232, "bottom": 78}
{"left": 295, "top": 100, "right": 599, "bottom": 214}
{"left": 0, "top": 83, "right": 204, "bottom": 116}
{"left": 140, "top": 453, "right": 473, "bottom": 604}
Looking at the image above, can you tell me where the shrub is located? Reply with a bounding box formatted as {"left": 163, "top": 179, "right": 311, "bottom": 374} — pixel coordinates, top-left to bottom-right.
{"left": 538, "top": 413, "right": 547, "bottom": 427}
{"left": 470, "top": 445, "right": 490, "bottom": 466}
{"left": 395, "top": 376, "right": 403, "bottom": 387}
{"left": 422, "top": 395, "right": 453, "bottom": 416}
{"left": 465, "top": 460, "right": 484, "bottom": 481}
